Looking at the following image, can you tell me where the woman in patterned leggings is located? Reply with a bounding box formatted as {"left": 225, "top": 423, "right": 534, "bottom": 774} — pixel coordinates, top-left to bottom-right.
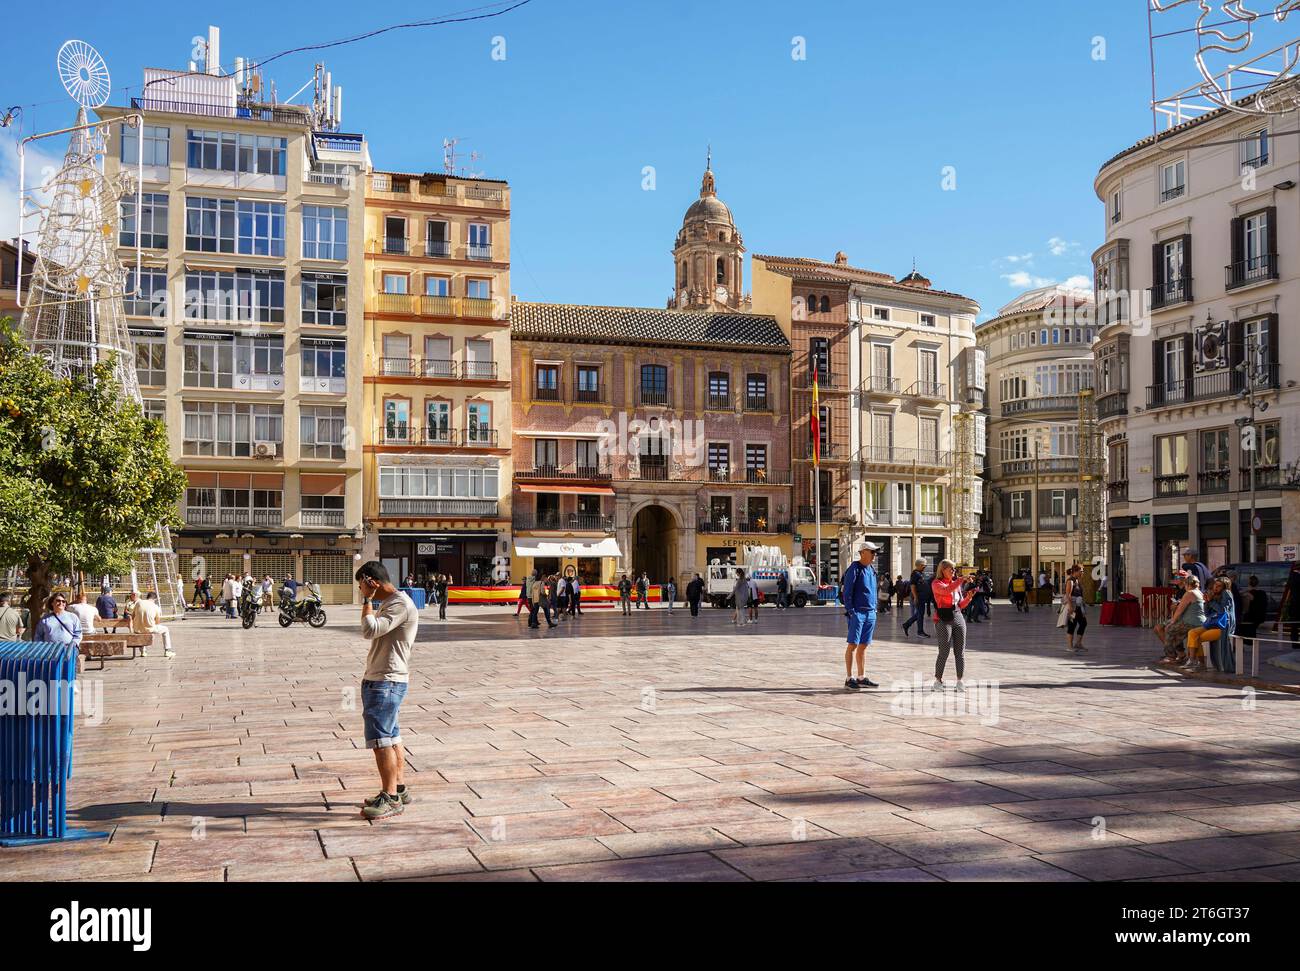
{"left": 930, "top": 560, "right": 975, "bottom": 692}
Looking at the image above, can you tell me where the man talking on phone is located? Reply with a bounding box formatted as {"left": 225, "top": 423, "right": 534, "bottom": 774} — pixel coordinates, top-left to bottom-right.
{"left": 355, "top": 561, "right": 420, "bottom": 820}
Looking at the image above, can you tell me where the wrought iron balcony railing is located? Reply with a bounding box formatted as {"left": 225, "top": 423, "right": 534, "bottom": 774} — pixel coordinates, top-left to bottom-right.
{"left": 1226, "top": 253, "right": 1278, "bottom": 290}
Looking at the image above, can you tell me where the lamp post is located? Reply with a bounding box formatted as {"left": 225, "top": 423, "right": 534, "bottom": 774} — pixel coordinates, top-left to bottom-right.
{"left": 1234, "top": 333, "right": 1271, "bottom": 564}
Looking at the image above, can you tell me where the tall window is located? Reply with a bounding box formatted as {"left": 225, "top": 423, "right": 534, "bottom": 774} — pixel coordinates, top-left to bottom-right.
{"left": 1242, "top": 127, "right": 1269, "bottom": 167}
{"left": 535, "top": 363, "right": 559, "bottom": 399}
{"left": 575, "top": 439, "right": 600, "bottom": 471}
{"left": 468, "top": 222, "right": 491, "bottom": 259}
{"left": 131, "top": 330, "right": 166, "bottom": 386}
{"left": 466, "top": 402, "right": 491, "bottom": 443}
{"left": 745, "top": 444, "right": 768, "bottom": 482}
{"left": 121, "top": 124, "right": 170, "bottom": 166}
{"left": 182, "top": 402, "right": 283, "bottom": 456}
{"left": 302, "top": 205, "right": 348, "bottom": 260}
{"left": 1159, "top": 159, "right": 1186, "bottom": 201}
{"left": 809, "top": 337, "right": 830, "bottom": 382}
{"left": 184, "top": 269, "right": 285, "bottom": 323}
{"left": 640, "top": 364, "right": 668, "bottom": 404}
{"left": 120, "top": 192, "right": 168, "bottom": 249}
{"left": 707, "top": 443, "right": 730, "bottom": 480}
{"left": 577, "top": 365, "right": 600, "bottom": 401}
{"left": 534, "top": 438, "right": 559, "bottom": 471}
{"left": 1156, "top": 434, "right": 1188, "bottom": 477}
{"left": 302, "top": 273, "right": 347, "bottom": 325}
{"left": 300, "top": 406, "right": 346, "bottom": 460}
{"left": 425, "top": 219, "right": 449, "bottom": 257}
{"left": 708, "top": 371, "right": 729, "bottom": 407}
{"left": 746, "top": 373, "right": 768, "bottom": 408}
{"left": 124, "top": 267, "right": 169, "bottom": 319}
{"left": 425, "top": 401, "right": 451, "bottom": 442}
{"left": 383, "top": 399, "right": 410, "bottom": 441}
{"left": 236, "top": 200, "right": 285, "bottom": 257}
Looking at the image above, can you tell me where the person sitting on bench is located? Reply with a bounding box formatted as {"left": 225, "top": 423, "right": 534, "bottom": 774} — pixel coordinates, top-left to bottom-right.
{"left": 132, "top": 590, "right": 174, "bottom": 659}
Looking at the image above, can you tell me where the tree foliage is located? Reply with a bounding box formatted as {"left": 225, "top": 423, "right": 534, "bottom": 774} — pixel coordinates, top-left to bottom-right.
{"left": 0, "top": 319, "right": 185, "bottom": 584}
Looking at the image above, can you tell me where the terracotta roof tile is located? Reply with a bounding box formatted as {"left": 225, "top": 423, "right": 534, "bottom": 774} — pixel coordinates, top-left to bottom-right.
{"left": 510, "top": 302, "right": 790, "bottom": 351}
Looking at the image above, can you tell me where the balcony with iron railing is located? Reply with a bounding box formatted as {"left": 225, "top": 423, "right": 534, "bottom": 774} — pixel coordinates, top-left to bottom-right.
{"left": 1198, "top": 469, "right": 1231, "bottom": 495}
{"left": 378, "top": 498, "right": 499, "bottom": 518}
{"left": 368, "top": 174, "right": 506, "bottom": 206}
{"left": 370, "top": 292, "right": 505, "bottom": 320}
{"left": 862, "top": 374, "right": 901, "bottom": 396}
{"left": 1002, "top": 394, "right": 1086, "bottom": 416}
{"left": 513, "top": 511, "right": 615, "bottom": 533}
{"left": 301, "top": 509, "right": 345, "bottom": 528}
{"left": 1146, "top": 364, "right": 1280, "bottom": 408}
{"left": 639, "top": 389, "right": 671, "bottom": 407}
{"left": 383, "top": 237, "right": 410, "bottom": 255}
{"left": 1242, "top": 466, "right": 1281, "bottom": 491}
{"left": 379, "top": 425, "right": 493, "bottom": 447}
{"left": 424, "top": 239, "right": 452, "bottom": 258}
{"left": 798, "top": 441, "right": 843, "bottom": 462}
{"left": 184, "top": 505, "right": 283, "bottom": 528}
{"left": 1160, "top": 183, "right": 1186, "bottom": 203}
{"left": 1008, "top": 517, "right": 1033, "bottom": 533}
{"left": 1155, "top": 474, "right": 1189, "bottom": 497}
{"left": 1001, "top": 456, "right": 1080, "bottom": 476}
{"left": 575, "top": 386, "right": 604, "bottom": 403}
{"left": 1038, "top": 515, "right": 1068, "bottom": 531}
{"left": 905, "top": 379, "right": 946, "bottom": 400}
{"left": 467, "top": 244, "right": 494, "bottom": 261}
{"left": 375, "top": 357, "right": 501, "bottom": 382}
{"left": 697, "top": 518, "right": 791, "bottom": 535}
{"left": 534, "top": 383, "right": 562, "bottom": 402}
{"left": 706, "top": 393, "right": 732, "bottom": 410}
{"left": 859, "top": 445, "right": 951, "bottom": 469}
{"left": 634, "top": 461, "right": 670, "bottom": 481}
{"left": 516, "top": 463, "right": 611, "bottom": 482}
{"left": 1097, "top": 392, "right": 1128, "bottom": 419}
{"left": 745, "top": 395, "right": 770, "bottom": 411}
{"left": 131, "top": 97, "right": 310, "bottom": 125}
{"left": 1149, "top": 276, "right": 1192, "bottom": 310}
{"left": 1107, "top": 480, "right": 1129, "bottom": 502}
{"left": 1226, "top": 253, "right": 1278, "bottom": 290}
{"left": 380, "top": 357, "right": 417, "bottom": 377}
{"left": 422, "top": 359, "right": 456, "bottom": 379}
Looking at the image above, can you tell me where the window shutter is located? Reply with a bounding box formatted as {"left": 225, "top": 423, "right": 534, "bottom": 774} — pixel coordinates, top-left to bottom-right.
{"left": 1266, "top": 208, "right": 1278, "bottom": 274}
{"left": 1267, "top": 312, "right": 1280, "bottom": 369}
{"left": 1153, "top": 337, "right": 1165, "bottom": 389}
{"left": 1230, "top": 216, "right": 1244, "bottom": 269}
{"left": 1181, "top": 234, "right": 1193, "bottom": 299}
{"left": 1229, "top": 318, "right": 1245, "bottom": 370}
{"left": 1151, "top": 242, "right": 1165, "bottom": 293}
{"left": 1182, "top": 333, "right": 1194, "bottom": 392}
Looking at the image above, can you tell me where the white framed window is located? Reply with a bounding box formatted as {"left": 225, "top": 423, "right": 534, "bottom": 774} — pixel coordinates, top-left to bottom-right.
{"left": 300, "top": 405, "right": 346, "bottom": 460}
{"left": 302, "top": 205, "right": 348, "bottom": 260}
{"left": 1241, "top": 127, "right": 1269, "bottom": 168}
{"left": 1159, "top": 159, "right": 1186, "bottom": 202}
{"left": 1110, "top": 187, "right": 1122, "bottom": 224}
{"left": 122, "top": 124, "right": 170, "bottom": 166}
{"left": 131, "top": 329, "right": 167, "bottom": 386}
{"left": 467, "top": 222, "right": 492, "bottom": 259}
{"left": 919, "top": 313, "right": 935, "bottom": 327}
{"left": 382, "top": 273, "right": 408, "bottom": 295}
{"left": 872, "top": 306, "right": 890, "bottom": 321}
{"left": 300, "top": 338, "right": 346, "bottom": 393}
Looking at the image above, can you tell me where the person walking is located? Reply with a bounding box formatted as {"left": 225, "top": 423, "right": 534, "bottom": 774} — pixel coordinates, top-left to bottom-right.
{"left": 618, "top": 573, "right": 633, "bottom": 615}
{"left": 686, "top": 573, "right": 704, "bottom": 617}
{"left": 355, "top": 561, "right": 419, "bottom": 821}
{"left": 930, "top": 560, "right": 976, "bottom": 691}
{"left": 221, "top": 574, "right": 239, "bottom": 619}
{"left": 732, "top": 569, "right": 750, "bottom": 626}
{"left": 878, "top": 571, "right": 893, "bottom": 613}
{"left": 747, "top": 574, "right": 760, "bottom": 624}
{"left": 1239, "top": 574, "right": 1268, "bottom": 657}
{"left": 0, "top": 592, "right": 26, "bottom": 641}
{"left": 515, "top": 575, "right": 530, "bottom": 617}
{"left": 555, "top": 573, "right": 570, "bottom": 618}
{"left": 902, "top": 559, "right": 931, "bottom": 638}
{"left": 1063, "top": 563, "right": 1088, "bottom": 652}
{"left": 839, "top": 542, "right": 882, "bottom": 690}
{"left": 434, "top": 574, "right": 449, "bottom": 620}
{"left": 776, "top": 571, "right": 789, "bottom": 610}
{"left": 33, "top": 592, "right": 82, "bottom": 651}
{"left": 636, "top": 572, "right": 649, "bottom": 609}
{"left": 1010, "top": 572, "right": 1029, "bottom": 613}
{"left": 895, "top": 574, "right": 907, "bottom": 611}
{"left": 525, "top": 571, "right": 543, "bottom": 628}
{"left": 1274, "top": 562, "right": 1300, "bottom": 649}
{"left": 664, "top": 576, "right": 677, "bottom": 614}
{"left": 543, "top": 575, "right": 559, "bottom": 626}
{"left": 569, "top": 572, "right": 582, "bottom": 616}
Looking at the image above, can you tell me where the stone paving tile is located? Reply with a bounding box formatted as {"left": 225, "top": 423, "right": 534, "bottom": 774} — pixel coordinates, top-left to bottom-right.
{"left": 390, "top": 867, "right": 540, "bottom": 882}
{"left": 813, "top": 866, "right": 943, "bottom": 882}
{"left": 26, "top": 603, "right": 1300, "bottom": 882}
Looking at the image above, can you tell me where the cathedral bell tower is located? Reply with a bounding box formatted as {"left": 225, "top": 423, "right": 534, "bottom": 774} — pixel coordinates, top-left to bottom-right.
{"left": 670, "top": 151, "right": 745, "bottom": 311}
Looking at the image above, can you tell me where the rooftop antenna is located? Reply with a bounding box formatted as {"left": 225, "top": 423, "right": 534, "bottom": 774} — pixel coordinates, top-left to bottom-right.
{"left": 442, "top": 137, "right": 482, "bottom": 177}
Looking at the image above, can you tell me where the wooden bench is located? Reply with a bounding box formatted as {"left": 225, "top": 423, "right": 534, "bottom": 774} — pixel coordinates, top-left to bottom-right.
{"left": 94, "top": 615, "right": 132, "bottom": 632}
{"left": 79, "top": 631, "right": 155, "bottom": 670}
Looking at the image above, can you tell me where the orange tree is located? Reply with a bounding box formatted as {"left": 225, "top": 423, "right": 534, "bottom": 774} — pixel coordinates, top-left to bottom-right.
{"left": 0, "top": 320, "right": 185, "bottom": 625}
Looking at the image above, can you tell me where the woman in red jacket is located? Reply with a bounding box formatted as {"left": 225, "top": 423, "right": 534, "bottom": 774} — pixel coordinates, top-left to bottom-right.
{"left": 931, "top": 559, "right": 975, "bottom": 692}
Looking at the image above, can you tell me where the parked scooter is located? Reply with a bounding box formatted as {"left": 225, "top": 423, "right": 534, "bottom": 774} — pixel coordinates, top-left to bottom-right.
{"left": 238, "top": 580, "right": 260, "bottom": 629}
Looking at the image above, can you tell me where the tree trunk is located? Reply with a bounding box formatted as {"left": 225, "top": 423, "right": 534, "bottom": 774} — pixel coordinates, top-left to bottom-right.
{"left": 26, "top": 553, "right": 50, "bottom": 639}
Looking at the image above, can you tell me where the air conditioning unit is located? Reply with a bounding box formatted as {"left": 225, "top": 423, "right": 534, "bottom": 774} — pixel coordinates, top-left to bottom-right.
{"left": 253, "top": 441, "right": 278, "bottom": 459}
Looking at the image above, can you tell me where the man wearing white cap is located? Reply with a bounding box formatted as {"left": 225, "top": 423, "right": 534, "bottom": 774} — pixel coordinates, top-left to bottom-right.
{"left": 839, "top": 541, "right": 882, "bottom": 690}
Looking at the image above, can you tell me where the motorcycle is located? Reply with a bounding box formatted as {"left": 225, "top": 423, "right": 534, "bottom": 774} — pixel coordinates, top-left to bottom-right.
{"left": 278, "top": 588, "right": 327, "bottom": 628}
{"left": 238, "top": 583, "right": 260, "bottom": 629}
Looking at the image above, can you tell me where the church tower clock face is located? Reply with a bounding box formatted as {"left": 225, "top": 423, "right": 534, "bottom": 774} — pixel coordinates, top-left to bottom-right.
{"left": 670, "top": 151, "right": 744, "bottom": 312}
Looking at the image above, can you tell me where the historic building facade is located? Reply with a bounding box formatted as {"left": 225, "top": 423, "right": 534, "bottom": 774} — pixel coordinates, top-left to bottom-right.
{"left": 361, "top": 170, "right": 513, "bottom": 586}
{"left": 510, "top": 303, "right": 792, "bottom": 586}
{"left": 751, "top": 253, "right": 983, "bottom": 581}
{"left": 100, "top": 70, "right": 368, "bottom": 603}
{"left": 1094, "top": 99, "right": 1299, "bottom": 590}
{"left": 975, "top": 286, "right": 1097, "bottom": 582}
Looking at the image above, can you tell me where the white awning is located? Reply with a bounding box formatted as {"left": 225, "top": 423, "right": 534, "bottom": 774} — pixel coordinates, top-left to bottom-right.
{"left": 514, "top": 538, "right": 622, "bottom": 558}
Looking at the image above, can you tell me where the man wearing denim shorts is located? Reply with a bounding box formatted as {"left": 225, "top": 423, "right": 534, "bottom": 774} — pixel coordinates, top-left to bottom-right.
{"left": 355, "top": 561, "right": 419, "bottom": 820}
{"left": 839, "top": 541, "right": 881, "bottom": 690}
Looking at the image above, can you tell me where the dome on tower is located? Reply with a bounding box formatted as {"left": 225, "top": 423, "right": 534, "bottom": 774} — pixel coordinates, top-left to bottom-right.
{"left": 681, "top": 157, "right": 736, "bottom": 229}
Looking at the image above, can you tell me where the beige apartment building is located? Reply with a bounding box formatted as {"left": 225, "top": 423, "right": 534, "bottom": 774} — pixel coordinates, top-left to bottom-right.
{"left": 1094, "top": 97, "right": 1299, "bottom": 590}
{"left": 100, "top": 62, "right": 368, "bottom": 603}
{"left": 360, "top": 171, "right": 512, "bottom": 586}
{"left": 752, "top": 254, "right": 984, "bottom": 581}
{"left": 975, "top": 286, "right": 1097, "bottom": 582}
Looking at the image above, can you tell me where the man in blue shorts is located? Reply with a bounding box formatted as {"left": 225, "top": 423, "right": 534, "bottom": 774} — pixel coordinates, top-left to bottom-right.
{"left": 839, "top": 541, "right": 882, "bottom": 690}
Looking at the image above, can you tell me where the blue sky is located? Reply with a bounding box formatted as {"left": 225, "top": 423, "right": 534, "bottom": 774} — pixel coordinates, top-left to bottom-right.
{"left": 3, "top": 0, "right": 1201, "bottom": 317}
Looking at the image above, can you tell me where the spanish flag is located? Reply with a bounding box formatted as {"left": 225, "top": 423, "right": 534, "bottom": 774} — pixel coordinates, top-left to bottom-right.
{"left": 810, "top": 372, "right": 820, "bottom": 467}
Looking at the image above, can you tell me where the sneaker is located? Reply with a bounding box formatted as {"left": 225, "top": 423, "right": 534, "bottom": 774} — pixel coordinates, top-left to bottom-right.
{"left": 931, "top": 679, "right": 944, "bottom": 692}
{"left": 844, "top": 678, "right": 860, "bottom": 691}
{"left": 918, "top": 632, "right": 931, "bottom": 639}
{"left": 397, "top": 787, "right": 413, "bottom": 806}
{"left": 858, "top": 676, "right": 879, "bottom": 688}
{"left": 139, "top": 648, "right": 148, "bottom": 657}
{"left": 164, "top": 650, "right": 176, "bottom": 659}
{"left": 954, "top": 680, "right": 965, "bottom": 693}
{"left": 360, "top": 792, "right": 404, "bottom": 820}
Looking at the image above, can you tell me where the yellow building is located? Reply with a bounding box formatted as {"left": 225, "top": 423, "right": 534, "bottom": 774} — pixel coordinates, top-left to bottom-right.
{"left": 100, "top": 61, "right": 368, "bottom": 603}
{"left": 361, "top": 171, "right": 513, "bottom": 586}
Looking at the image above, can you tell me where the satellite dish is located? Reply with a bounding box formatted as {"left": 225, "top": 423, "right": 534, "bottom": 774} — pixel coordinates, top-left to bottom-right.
{"left": 58, "top": 39, "right": 111, "bottom": 110}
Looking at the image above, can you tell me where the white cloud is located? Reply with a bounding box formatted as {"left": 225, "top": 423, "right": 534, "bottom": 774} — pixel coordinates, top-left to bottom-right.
{"left": 1001, "top": 252, "right": 1034, "bottom": 265}
{"left": 0, "top": 139, "right": 61, "bottom": 248}
{"left": 1001, "top": 271, "right": 1055, "bottom": 288}
{"left": 1062, "top": 274, "right": 1093, "bottom": 291}
{"left": 1048, "top": 237, "right": 1077, "bottom": 257}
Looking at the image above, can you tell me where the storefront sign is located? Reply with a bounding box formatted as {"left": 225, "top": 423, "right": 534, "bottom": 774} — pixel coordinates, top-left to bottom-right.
{"left": 1283, "top": 545, "right": 1298, "bottom": 562}
{"left": 1037, "top": 542, "right": 1067, "bottom": 557}
{"left": 417, "top": 542, "right": 458, "bottom": 555}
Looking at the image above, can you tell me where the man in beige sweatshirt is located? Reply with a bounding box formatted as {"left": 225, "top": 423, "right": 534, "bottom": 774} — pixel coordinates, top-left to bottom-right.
{"left": 355, "top": 561, "right": 419, "bottom": 820}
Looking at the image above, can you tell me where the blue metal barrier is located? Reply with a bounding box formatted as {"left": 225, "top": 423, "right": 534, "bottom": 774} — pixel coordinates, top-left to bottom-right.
{"left": 0, "top": 640, "right": 108, "bottom": 847}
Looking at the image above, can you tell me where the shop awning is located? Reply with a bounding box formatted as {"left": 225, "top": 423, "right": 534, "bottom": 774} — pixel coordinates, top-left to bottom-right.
{"left": 514, "top": 538, "right": 622, "bottom": 558}
{"left": 516, "top": 484, "right": 615, "bottom": 496}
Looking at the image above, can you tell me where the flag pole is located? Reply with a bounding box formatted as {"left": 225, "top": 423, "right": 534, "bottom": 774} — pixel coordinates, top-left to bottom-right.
{"left": 813, "top": 372, "right": 822, "bottom": 585}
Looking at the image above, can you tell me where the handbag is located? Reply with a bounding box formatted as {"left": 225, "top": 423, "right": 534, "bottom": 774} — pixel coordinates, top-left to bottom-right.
{"left": 936, "top": 606, "right": 956, "bottom": 623}
{"left": 1056, "top": 601, "right": 1070, "bottom": 629}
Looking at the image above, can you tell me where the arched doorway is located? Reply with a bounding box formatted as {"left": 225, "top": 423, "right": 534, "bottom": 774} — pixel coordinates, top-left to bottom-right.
{"left": 631, "top": 504, "right": 677, "bottom": 584}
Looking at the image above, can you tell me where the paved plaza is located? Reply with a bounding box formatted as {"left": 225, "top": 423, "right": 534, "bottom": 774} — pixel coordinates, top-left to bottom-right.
{"left": 8, "top": 600, "right": 1300, "bottom": 882}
